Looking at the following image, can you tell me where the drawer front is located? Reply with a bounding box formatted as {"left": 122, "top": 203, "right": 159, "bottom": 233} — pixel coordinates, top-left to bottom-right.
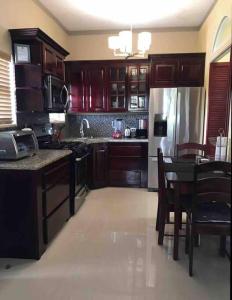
{"left": 109, "top": 144, "right": 143, "bottom": 157}
{"left": 44, "top": 199, "right": 70, "bottom": 244}
{"left": 109, "top": 170, "right": 141, "bottom": 187}
{"left": 43, "top": 160, "right": 70, "bottom": 190}
{"left": 44, "top": 176, "right": 70, "bottom": 216}
{"left": 109, "top": 157, "right": 141, "bottom": 170}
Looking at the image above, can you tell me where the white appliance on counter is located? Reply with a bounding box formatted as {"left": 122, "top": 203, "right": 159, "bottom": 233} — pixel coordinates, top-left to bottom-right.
{"left": 148, "top": 87, "right": 206, "bottom": 190}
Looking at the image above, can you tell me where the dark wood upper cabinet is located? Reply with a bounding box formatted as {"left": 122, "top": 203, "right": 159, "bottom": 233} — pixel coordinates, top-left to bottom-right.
{"left": 149, "top": 53, "right": 205, "bottom": 87}
{"left": 127, "top": 64, "right": 149, "bottom": 111}
{"left": 86, "top": 65, "right": 107, "bottom": 112}
{"left": 150, "top": 57, "right": 178, "bottom": 87}
{"left": 9, "top": 28, "right": 69, "bottom": 81}
{"left": 43, "top": 43, "right": 66, "bottom": 79}
{"left": 108, "top": 64, "right": 127, "bottom": 112}
{"left": 178, "top": 55, "right": 205, "bottom": 86}
{"left": 65, "top": 59, "right": 149, "bottom": 113}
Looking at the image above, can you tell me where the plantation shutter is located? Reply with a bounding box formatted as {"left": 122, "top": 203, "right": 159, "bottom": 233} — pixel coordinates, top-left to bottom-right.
{"left": 206, "top": 62, "right": 231, "bottom": 153}
{"left": 0, "top": 51, "right": 15, "bottom": 127}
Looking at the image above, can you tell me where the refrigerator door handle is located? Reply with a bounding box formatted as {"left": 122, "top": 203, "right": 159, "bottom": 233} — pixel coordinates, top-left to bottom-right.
{"left": 175, "top": 91, "right": 181, "bottom": 152}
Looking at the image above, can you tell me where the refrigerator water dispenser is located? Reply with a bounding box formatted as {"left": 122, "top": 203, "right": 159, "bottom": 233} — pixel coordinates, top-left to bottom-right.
{"left": 154, "top": 114, "right": 167, "bottom": 137}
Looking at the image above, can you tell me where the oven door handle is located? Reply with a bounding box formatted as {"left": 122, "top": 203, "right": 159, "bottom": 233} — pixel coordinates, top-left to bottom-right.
{"left": 60, "top": 84, "right": 69, "bottom": 109}
{"left": 75, "top": 153, "right": 90, "bottom": 162}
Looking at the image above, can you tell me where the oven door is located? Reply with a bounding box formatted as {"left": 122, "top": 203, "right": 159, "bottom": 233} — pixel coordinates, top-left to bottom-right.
{"left": 44, "top": 75, "right": 69, "bottom": 112}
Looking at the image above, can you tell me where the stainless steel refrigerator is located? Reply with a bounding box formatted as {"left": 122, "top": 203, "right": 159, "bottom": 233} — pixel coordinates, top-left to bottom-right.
{"left": 148, "top": 87, "right": 206, "bottom": 190}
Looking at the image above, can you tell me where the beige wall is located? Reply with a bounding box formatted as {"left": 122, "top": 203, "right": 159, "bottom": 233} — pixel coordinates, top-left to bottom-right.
{"left": 0, "top": 0, "right": 68, "bottom": 55}
{"left": 198, "top": 0, "right": 232, "bottom": 90}
{"left": 66, "top": 30, "right": 199, "bottom": 61}
{"left": 197, "top": 0, "right": 232, "bottom": 149}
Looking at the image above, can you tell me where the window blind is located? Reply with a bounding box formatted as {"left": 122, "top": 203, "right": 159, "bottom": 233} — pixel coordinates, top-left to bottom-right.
{"left": 0, "top": 51, "right": 16, "bottom": 127}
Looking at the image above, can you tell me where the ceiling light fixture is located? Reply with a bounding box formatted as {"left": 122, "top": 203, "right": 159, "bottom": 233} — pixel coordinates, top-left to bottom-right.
{"left": 108, "top": 26, "right": 151, "bottom": 59}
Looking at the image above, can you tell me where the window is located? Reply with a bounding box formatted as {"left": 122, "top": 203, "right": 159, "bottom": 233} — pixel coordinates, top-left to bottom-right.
{"left": 212, "top": 16, "right": 231, "bottom": 58}
{"left": 0, "top": 51, "right": 16, "bottom": 128}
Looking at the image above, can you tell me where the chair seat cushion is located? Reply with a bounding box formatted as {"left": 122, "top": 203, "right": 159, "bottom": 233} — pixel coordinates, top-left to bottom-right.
{"left": 195, "top": 202, "right": 231, "bottom": 224}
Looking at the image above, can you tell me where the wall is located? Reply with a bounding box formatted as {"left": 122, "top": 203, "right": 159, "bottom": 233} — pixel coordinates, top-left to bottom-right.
{"left": 66, "top": 30, "right": 199, "bottom": 61}
{"left": 0, "top": 0, "right": 68, "bottom": 55}
{"left": 197, "top": 0, "right": 231, "bottom": 156}
{"left": 198, "top": 0, "right": 232, "bottom": 90}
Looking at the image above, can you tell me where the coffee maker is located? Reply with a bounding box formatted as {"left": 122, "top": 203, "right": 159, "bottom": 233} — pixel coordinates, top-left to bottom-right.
{"left": 136, "top": 119, "right": 148, "bottom": 138}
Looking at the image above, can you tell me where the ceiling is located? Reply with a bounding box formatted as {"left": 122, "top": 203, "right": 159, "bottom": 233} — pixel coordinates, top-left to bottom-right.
{"left": 37, "top": 0, "right": 216, "bottom": 33}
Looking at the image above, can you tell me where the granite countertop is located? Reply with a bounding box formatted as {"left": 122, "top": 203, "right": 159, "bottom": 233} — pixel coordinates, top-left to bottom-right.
{"left": 0, "top": 150, "right": 72, "bottom": 171}
{"left": 63, "top": 137, "right": 148, "bottom": 144}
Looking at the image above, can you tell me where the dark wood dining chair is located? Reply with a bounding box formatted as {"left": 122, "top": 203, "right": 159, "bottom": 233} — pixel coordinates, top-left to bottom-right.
{"left": 157, "top": 148, "right": 191, "bottom": 245}
{"left": 186, "top": 161, "right": 231, "bottom": 276}
{"left": 177, "top": 143, "right": 208, "bottom": 159}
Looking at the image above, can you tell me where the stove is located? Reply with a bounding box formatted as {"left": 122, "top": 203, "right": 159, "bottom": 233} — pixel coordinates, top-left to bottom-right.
{"left": 34, "top": 124, "right": 91, "bottom": 215}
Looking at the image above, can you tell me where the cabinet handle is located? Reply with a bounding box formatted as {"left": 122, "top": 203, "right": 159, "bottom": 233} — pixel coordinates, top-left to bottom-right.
{"left": 89, "top": 85, "right": 92, "bottom": 109}
{"left": 82, "top": 86, "right": 85, "bottom": 110}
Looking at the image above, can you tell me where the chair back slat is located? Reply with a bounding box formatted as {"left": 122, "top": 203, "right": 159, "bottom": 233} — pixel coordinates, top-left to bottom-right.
{"left": 177, "top": 143, "right": 208, "bottom": 159}
{"left": 193, "top": 162, "right": 231, "bottom": 214}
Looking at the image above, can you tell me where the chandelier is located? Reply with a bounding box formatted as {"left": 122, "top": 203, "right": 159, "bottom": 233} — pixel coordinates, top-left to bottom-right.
{"left": 108, "top": 26, "right": 151, "bottom": 59}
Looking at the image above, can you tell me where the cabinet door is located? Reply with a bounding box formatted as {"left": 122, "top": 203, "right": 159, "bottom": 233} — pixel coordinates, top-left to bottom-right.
{"left": 43, "top": 44, "right": 56, "bottom": 75}
{"left": 93, "top": 143, "right": 108, "bottom": 188}
{"left": 178, "top": 55, "right": 205, "bottom": 86}
{"left": 87, "top": 66, "right": 107, "bottom": 112}
{"left": 150, "top": 58, "right": 178, "bottom": 87}
{"left": 108, "top": 65, "right": 127, "bottom": 112}
{"left": 55, "top": 54, "right": 65, "bottom": 80}
{"left": 128, "top": 65, "right": 149, "bottom": 111}
{"left": 69, "top": 69, "right": 86, "bottom": 112}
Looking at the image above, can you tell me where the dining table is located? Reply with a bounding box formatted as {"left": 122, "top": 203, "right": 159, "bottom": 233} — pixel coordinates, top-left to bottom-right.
{"left": 163, "top": 157, "right": 231, "bottom": 261}
{"left": 164, "top": 157, "right": 195, "bottom": 260}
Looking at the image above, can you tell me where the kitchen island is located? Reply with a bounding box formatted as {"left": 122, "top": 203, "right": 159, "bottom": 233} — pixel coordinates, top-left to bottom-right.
{"left": 0, "top": 150, "right": 72, "bottom": 259}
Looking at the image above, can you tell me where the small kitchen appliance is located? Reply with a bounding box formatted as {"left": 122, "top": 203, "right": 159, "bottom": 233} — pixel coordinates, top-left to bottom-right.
{"left": 0, "top": 130, "right": 38, "bottom": 160}
{"left": 124, "top": 126, "right": 131, "bottom": 138}
{"left": 112, "top": 118, "right": 124, "bottom": 139}
{"left": 136, "top": 118, "right": 148, "bottom": 138}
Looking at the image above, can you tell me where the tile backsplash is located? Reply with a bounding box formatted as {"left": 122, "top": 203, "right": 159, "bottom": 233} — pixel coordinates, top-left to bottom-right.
{"left": 64, "top": 113, "right": 149, "bottom": 138}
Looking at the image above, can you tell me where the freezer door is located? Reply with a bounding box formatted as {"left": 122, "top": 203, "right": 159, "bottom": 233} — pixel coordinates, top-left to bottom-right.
{"left": 149, "top": 88, "right": 177, "bottom": 156}
{"left": 176, "top": 87, "right": 206, "bottom": 153}
{"left": 148, "top": 156, "right": 158, "bottom": 190}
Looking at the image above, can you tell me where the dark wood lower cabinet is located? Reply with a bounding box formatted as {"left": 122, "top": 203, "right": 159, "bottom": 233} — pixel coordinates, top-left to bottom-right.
{"left": 0, "top": 156, "right": 71, "bottom": 259}
{"left": 108, "top": 143, "right": 148, "bottom": 188}
{"left": 92, "top": 143, "right": 108, "bottom": 188}
{"left": 89, "top": 142, "right": 148, "bottom": 189}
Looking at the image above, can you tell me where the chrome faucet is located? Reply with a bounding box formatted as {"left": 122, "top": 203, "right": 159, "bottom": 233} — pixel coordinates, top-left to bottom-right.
{"left": 80, "top": 118, "right": 90, "bottom": 138}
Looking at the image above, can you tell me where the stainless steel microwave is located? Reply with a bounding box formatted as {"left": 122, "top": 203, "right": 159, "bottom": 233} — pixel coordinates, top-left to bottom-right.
{"left": 44, "top": 75, "right": 69, "bottom": 112}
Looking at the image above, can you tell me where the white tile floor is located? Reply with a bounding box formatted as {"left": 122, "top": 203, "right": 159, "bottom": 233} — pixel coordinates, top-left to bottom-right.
{"left": 0, "top": 188, "right": 230, "bottom": 300}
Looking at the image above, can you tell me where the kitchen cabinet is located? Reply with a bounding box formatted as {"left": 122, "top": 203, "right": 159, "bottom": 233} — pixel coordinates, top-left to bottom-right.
{"left": 149, "top": 53, "right": 205, "bottom": 87}
{"left": 9, "top": 28, "right": 69, "bottom": 112}
{"left": 108, "top": 142, "right": 148, "bottom": 187}
{"left": 15, "top": 64, "right": 44, "bottom": 112}
{"left": 0, "top": 155, "right": 72, "bottom": 259}
{"left": 108, "top": 64, "right": 127, "bottom": 112}
{"left": 66, "top": 59, "right": 149, "bottom": 113}
{"left": 92, "top": 143, "right": 108, "bottom": 188}
{"left": 43, "top": 43, "right": 65, "bottom": 79}
{"left": 86, "top": 65, "right": 107, "bottom": 112}
{"left": 127, "top": 64, "right": 149, "bottom": 111}
{"left": 67, "top": 62, "right": 107, "bottom": 113}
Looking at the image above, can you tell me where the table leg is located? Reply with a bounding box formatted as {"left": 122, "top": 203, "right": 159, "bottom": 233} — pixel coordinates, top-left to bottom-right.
{"left": 173, "top": 182, "right": 181, "bottom": 260}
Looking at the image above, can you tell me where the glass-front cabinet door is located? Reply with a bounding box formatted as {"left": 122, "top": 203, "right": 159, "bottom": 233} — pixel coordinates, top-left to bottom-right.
{"left": 128, "top": 65, "right": 149, "bottom": 111}
{"left": 108, "top": 65, "right": 127, "bottom": 111}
